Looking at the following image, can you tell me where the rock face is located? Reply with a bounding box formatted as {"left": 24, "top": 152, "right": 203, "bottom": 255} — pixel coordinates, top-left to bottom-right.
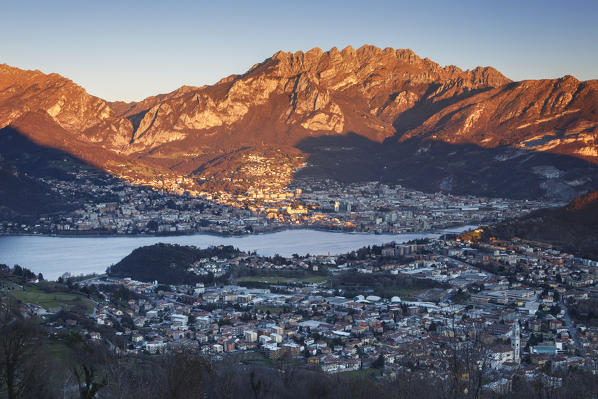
{"left": 0, "top": 64, "right": 133, "bottom": 148}
{"left": 105, "top": 45, "right": 511, "bottom": 150}
{"left": 401, "top": 75, "right": 598, "bottom": 164}
{"left": 0, "top": 45, "right": 597, "bottom": 200}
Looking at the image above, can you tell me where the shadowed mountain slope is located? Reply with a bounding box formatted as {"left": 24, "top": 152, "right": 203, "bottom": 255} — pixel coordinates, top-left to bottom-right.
{"left": 1, "top": 46, "right": 597, "bottom": 202}
{"left": 485, "top": 191, "right": 598, "bottom": 259}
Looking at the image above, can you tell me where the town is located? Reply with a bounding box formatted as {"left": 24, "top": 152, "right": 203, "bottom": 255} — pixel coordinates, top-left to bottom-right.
{"left": 8, "top": 232, "right": 597, "bottom": 396}
{"left": 0, "top": 164, "right": 555, "bottom": 236}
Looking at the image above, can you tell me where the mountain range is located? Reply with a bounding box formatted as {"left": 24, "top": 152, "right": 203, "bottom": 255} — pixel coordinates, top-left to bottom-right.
{"left": 2, "top": 45, "right": 598, "bottom": 206}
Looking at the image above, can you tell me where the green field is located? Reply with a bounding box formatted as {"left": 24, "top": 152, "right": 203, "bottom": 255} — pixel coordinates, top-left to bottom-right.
{"left": 234, "top": 274, "right": 328, "bottom": 285}
{"left": 8, "top": 285, "right": 94, "bottom": 313}
{"left": 235, "top": 351, "right": 276, "bottom": 368}
{"left": 341, "top": 367, "right": 382, "bottom": 379}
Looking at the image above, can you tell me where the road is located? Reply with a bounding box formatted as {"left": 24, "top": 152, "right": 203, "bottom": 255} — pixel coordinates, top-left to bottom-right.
{"left": 561, "top": 300, "right": 584, "bottom": 356}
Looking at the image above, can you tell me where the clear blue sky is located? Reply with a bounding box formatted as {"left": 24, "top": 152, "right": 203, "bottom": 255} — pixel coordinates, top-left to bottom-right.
{"left": 3, "top": 0, "right": 597, "bottom": 102}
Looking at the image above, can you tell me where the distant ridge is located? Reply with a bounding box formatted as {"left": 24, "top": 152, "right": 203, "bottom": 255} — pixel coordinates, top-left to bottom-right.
{"left": 1, "top": 45, "right": 598, "bottom": 203}
{"left": 485, "top": 191, "right": 598, "bottom": 259}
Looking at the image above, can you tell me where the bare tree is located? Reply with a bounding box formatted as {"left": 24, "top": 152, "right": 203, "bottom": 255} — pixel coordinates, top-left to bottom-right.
{"left": 276, "top": 352, "right": 299, "bottom": 390}
{"left": 160, "top": 351, "right": 212, "bottom": 399}
{"left": 212, "top": 357, "right": 239, "bottom": 399}
{"left": 249, "top": 370, "right": 263, "bottom": 399}
{"left": 73, "top": 364, "right": 106, "bottom": 399}
{"left": 0, "top": 296, "right": 42, "bottom": 399}
{"left": 444, "top": 314, "right": 492, "bottom": 399}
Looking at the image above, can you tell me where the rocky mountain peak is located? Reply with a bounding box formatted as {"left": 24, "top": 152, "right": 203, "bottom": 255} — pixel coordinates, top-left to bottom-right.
{"left": 0, "top": 48, "right": 596, "bottom": 202}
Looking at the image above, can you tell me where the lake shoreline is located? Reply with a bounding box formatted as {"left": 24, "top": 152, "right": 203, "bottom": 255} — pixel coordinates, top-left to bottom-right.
{"left": 0, "top": 224, "right": 476, "bottom": 239}
{"left": 0, "top": 227, "right": 477, "bottom": 281}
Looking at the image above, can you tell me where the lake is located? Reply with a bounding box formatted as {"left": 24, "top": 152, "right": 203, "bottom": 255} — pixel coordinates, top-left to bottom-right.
{"left": 0, "top": 227, "right": 474, "bottom": 280}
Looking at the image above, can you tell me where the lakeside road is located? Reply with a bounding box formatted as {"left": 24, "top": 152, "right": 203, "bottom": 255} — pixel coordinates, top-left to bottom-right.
{"left": 0, "top": 228, "right": 476, "bottom": 281}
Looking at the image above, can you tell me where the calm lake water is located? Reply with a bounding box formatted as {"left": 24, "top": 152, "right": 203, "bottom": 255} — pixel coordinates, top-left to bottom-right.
{"left": 0, "top": 227, "right": 474, "bottom": 280}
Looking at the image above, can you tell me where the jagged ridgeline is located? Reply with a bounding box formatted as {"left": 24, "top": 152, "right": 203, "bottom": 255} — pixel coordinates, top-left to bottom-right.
{"left": 1, "top": 45, "right": 598, "bottom": 203}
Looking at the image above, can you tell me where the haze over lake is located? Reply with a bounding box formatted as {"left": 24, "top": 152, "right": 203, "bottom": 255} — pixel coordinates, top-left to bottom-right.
{"left": 0, "top": 228, "right": 473, "bottom": 280}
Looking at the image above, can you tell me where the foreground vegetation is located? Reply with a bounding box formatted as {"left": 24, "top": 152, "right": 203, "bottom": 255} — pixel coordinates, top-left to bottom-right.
{"left": 2, "top": 308, "right": 598, "bottom": 399}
